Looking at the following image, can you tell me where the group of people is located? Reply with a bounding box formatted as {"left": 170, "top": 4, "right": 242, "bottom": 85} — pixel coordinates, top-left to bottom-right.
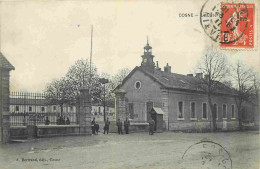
{"left": 56, "top": 115, "right": 70, "bottom": 125}
{"left": 91, "top": 117, "right": 110, "bottom": 135}
{"left": 44, "top": 116, "right": 70, "bottom": 125}
{"left": 90, "top": 117, "right": 155, "bottom": 135}
{"left": 116, "top": 118, "right": 130, "bottom": 134}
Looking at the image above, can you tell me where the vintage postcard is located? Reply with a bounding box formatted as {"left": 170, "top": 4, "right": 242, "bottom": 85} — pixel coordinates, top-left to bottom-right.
{"left": 0, "top": 0, "right": 259, "bottom": 169}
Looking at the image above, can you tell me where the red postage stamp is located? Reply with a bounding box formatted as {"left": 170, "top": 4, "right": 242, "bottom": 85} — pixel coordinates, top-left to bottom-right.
{"left": 220, "top": 3, "right": 255, "bottom": 49}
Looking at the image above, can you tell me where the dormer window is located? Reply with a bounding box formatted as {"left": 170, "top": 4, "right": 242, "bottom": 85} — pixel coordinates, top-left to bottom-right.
{"left": 135, "top": 81, "right": 141, "bottom": 89}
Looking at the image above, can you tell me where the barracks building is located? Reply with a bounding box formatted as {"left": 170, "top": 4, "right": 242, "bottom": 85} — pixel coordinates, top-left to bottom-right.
{"left": 114, "top": 42, "right": 239, "bottom": 131}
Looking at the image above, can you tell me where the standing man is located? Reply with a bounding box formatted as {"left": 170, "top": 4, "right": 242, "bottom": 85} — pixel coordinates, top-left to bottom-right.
{"left": 116, "top": 119, "right": 123, "bottom": 134}
{"left": 149, "top": 119, "right": 155, "bottom": 135}
{"left": 124, "top": 117, "right": 130, "bottom": 134}
{"left": 91, "top": 117, "right": 96, "bottom": 135}
{"left": 45, "top": 116, "right": 50, "bottom": 125}
{"left": 95, "top": 122, "right": 100, "bottom": 135}
{"left": 104, "top": 117, "right": 110, "bottom": 134}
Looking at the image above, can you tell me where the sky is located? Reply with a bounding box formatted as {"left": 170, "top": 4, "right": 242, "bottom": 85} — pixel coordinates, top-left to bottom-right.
{"left": 0, "top": 0, "right": 259, "bottom": 92}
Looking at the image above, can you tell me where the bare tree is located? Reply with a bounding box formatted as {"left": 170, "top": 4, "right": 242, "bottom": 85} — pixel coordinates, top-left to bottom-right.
{"left": 65, "top": 59, "right": 102, "bottom": 104}
{"left": 44, "top": 77, "right": 71, "bottom": 116}
{"left": 232, "top": 60, "right": 259, "bottom": 130}
{"left": 100, "top": 68, "right": 131, "bottom": 104}
{"left": 110, "top": 68, "right": 131, "bottom": 89}
{"left": 196, "top": 50, "right": 229, "bottom": 131}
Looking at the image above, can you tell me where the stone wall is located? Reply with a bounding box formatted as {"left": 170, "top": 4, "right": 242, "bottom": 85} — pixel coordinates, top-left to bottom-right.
{"left": 37, "top": 125, "right": 80, "bottom": 138}
{"left": 168, "top": 90, "right": 239, "bottom": 131}
{"left": 10, "top": 126, "right": 28, "bottom": 139}
{"left": 10, "top": 125, "right": 82, "bottom": 139}
{"left": 0, "top": 69, "right": 11, "bottom": 143}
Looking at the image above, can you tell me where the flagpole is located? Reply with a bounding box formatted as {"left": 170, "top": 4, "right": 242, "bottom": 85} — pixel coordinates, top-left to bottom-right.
{"left": 89, "top": 25, "right": 93, "bottom": 88}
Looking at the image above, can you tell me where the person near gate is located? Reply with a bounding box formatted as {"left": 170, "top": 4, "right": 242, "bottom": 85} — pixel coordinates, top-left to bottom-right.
{"left": 45, "top": 116, "right": 50, "bottom": 125}
{"left": 95, "top": 122, "right": 100, "bottom": 135}
{"left": 104, "top": 118, "right": 110, "bottom": 134}
{"left": 66, "top": 117, "right": 70, "bottom": 125}
{"left": 116, "top": 118, "right": 123, "bottom": 134}
{"left": 91, "top": 117, "right": 96, "bottom": 135}
{"left": 124, "top": 117, "right": 130, "bottom": 134}
{"left": 149, "top": 119, "right": 155, "bottom": 135}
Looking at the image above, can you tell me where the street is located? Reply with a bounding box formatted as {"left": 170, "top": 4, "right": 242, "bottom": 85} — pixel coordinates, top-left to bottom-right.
{"left": 0, "top": 131, "right": 259, "bottom": 169}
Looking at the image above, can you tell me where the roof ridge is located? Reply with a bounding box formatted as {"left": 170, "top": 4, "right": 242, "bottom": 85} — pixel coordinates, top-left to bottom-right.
{"left": 0, "top": 52, "right": 15, "bottom": 70}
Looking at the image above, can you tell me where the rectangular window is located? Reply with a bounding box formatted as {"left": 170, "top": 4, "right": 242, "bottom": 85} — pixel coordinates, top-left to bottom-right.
{"left": 231, "top": 105, "right": 235, "bottom": 119}
{"left": 29, "top": 106, "right": 32, "bottom": 112}
{"left": 178, "top": 101, "right": 184, "bottom": 119}
{"left": 98, "top": 107, "right": 101, "bottom": 113}
{"left": 190, "top": 102, "right": 196, "bottom": 119}
{"left": 41, "top": 106, "right": 45, "bottom": 112}
{"left": 223, "top": 104, "right": 227, "bottom": 119}
{"left": 202, "top": 103, "right": 207, "bottom": 119}
{"left": 53, "top": 106, "right": 56, "bottom": 111}
{"left": 15, "top": 106, "right": 19, "bottom": 111}
{"left": 213, "top": 104, "right": 218, "bottom": 119}
{"left": 129, "top": 103, "right": 134, "bottom": 119}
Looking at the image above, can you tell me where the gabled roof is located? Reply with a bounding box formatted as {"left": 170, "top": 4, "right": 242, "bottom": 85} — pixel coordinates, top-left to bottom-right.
{"left": 116, "top": 66, "right": 236, "bottom": 96}
{"left": 0, "top": 52, "right": 15, "bottom": 70}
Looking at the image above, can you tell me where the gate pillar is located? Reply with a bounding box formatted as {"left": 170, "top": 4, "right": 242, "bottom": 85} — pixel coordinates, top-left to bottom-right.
{"left": 115, "top": 89, "right": 127, "bottom": 121}
{"left": 0, "top": 53, "right": 15, "bottom": 143}
{"left": 78, "top": 87, "right": 91, "bottom": 135}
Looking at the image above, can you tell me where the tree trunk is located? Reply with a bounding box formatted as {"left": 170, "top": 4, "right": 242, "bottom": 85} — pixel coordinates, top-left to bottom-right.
{"left": 237, "top": 106, "right": 243, "bottom": 131}
{"left": 208, "top": 95, "right": 217, "bottom": 132}
{"left": 60, "top": 104, "right": 63, "bottom": 116}
{"left": 236, "top": 99, "right": 243, "bottom": 131}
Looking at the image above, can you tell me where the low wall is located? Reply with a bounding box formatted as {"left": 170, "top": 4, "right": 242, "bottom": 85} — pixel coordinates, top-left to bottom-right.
{"left": 10, "top": 125, "right": 84, "bottom": 139}
{"left": 37, "top": 125, "right": 80, "bottom": 138}
{"left": 110, "top": 122, "right": 149, "bottom": 133}
{"left": 129, "top": 122, "right": 149, "bottom": 133}
{"left": 10, "top": 126, "right": 28, "bottom": 139}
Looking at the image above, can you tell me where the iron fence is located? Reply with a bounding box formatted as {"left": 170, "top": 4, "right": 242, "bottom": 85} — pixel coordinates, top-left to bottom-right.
{"left": 9, "top": 92, "right": 78, "bottom": 126}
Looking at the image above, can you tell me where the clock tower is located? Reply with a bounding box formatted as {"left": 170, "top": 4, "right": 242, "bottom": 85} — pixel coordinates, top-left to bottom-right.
{"left": 141, "top": 39, "right": 155, "bottom": 73}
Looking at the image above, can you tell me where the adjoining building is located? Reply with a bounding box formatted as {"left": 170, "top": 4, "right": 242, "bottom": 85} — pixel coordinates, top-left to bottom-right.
{"left": 114, "top": 41, "right": 239, "bottom": 131}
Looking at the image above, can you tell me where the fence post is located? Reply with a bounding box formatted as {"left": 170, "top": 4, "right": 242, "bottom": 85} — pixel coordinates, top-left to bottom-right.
{"left": 0, "top": 53, "right": 15, "bottom": 143}
{"left": 78, "top": 86, "right": 91, "bottom": 135}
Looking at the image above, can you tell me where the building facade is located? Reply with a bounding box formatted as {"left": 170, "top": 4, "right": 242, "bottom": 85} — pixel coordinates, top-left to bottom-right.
{"left": 10, "top": 98, "right": 114, "bottom": 117}
{"left": 115, "top": 42, "right": 239, "bottom": 131}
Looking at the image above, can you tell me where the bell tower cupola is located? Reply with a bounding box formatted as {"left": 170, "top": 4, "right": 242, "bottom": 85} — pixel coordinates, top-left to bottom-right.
{"left": 141, "top": 37, "right": 155, "bottom": 73}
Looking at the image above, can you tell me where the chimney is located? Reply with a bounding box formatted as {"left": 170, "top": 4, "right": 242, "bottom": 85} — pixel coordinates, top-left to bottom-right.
{"left": 164, "top": 63, "right": 171, "bottom": 73}
{"left": 187, "top": 74, "right": 193, "bottom": 77}
{"left": 195, "top": 73, "right": 203, "bottom": 79}
{"left": 156, "top": 61, "right": 161, "bottom": 70}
